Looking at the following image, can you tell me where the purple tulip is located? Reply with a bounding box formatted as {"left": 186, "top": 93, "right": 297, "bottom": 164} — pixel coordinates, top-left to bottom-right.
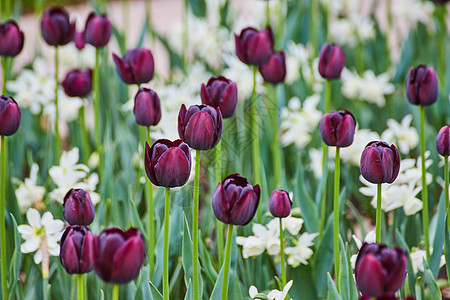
{"left": 200, "top": 76, "right": 238, "bottom": 119}
{"left": 74, "top": 31, "right": 85, "bottom": 50}
{"left": 406, "top": 65, "right": 438, "bottom": 106}
{"left": 63, "top": 189, "right": 95, "bottom": 226}
{"left": 145, "top": 139, "right": 191, "bottom": 188}
{"left": 259, "top": 51, "right": 286, "bottom": 84}
{"left": 0, "top": 96, "right": 21, "bottom": 136}
{"left": 62, "top": 69, "right": 92, "bottom": 98}
{"left": 436, "top": 125, "right": 450, "bottom": 156}
{"left": 178, "top": 104, "right": 223, "bottom": 151}
{"left": 60, "top": 226, "right": 94, "bottom": 274}
{"left": 212, "top": 173, "right": 261, "bottom": 226}
{"left": 93, "top": 227, "right": 146, "bottom": 284}
{"left": 0, "top": 20, "right": 24, "bottom": 57}
{"left": 84, "top": 12, "right": 112, "bottom": 48}
{"left": 360, "top": 141, "right": 400, "bottom": 184}
{"left": 318, "top": 43, "right": 346, "bottom": 80}
{"left": 134, "top": 88, "right": 161, "bottom": 127}
{"left": 112, "top": 48, "right": 155, "bottom": 85}
{"left": 40, "top": 7, "right": 76, "bottom": 46}
{"left": 320, "top": 110, "right": 356, "bottom": 148}
{"left": 235, "top": 27, "right": 274, "bottom": 66}
{"left": 269, "top": 190, "right": 292, "bottom": 218}
{"left": 355, "top": 243, "right": 407, "bottom": 298}
{"left": 361, "top": 295, "right": 414, "bottom": 300}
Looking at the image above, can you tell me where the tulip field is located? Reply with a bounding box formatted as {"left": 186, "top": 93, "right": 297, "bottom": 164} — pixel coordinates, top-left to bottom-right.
{"left": 1, "top": 0, "right": 450, "bottom": 299}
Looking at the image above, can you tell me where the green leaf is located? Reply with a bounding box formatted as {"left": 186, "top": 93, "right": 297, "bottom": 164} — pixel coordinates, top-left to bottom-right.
{"left": 8, "top": 213, "right": 21, "bottom": 299}
{"left": 396, "top": 229, "right": 416, "bottom": 298}
{"left": 295, "top": 156, "right": 318, "bottom": 232}
{"left": 149, "top": 281, "right": 163, "bottom": 300}
{"left": 422, "top": 260, "right": 442, "bottom": 299}
{"left": 287, "top": 264, "right": 317, "bottom": 300}
{"left": 338, "top": 237, "right": 349, "bottom": 300}
{"left": 182, "top": 212, "right": 194, "bottom": 286}
{"left": 445, "top": 218, "right": 450, "bottom": 288}
{"left": 314, "top": 214, "right": 334, "bottom": 298}
{"left": 430, "top": 191, "right": 445, "bottom": 277}
{"left": 209, "top": 264, "right": 224, "bottom": 300}
{"left": 327, "top": 273, "right": 342, "bottom": 300}
{"left": 187, "top": 0, "right": 206, "bottom": 18}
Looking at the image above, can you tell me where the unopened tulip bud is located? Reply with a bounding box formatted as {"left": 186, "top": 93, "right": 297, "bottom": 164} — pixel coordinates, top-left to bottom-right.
{"left": 0, "top": 96, "right": 21, "bottom": 136}
{"left": 406, "top": 65, "right": 438, "bottom": 106}
{"left": 436, "top": 125, "right": 450, "bottom": 156}
{"left": 269, "top": 190, "right": 292, "bottom": 218}
{"left": 63, "top": 188, "right": 95, "bottom": 226}
{"left": 134, "top": 88, "right": 161, "bottom": 126}
{"left": 112, "top": 48, "right": 155, "bottom": 85}
{"left": 40, "top": 7, "right": 75, "bottom": 46}
{"left": 74, "top": 31, "right": 85, "bottom": 50}
{"left": 235, "top": 27, "right": 274, "bottom": 66}
{"left": 200, "top": 76, "right": 238, "bottom": 119}
{"left": 318, "top": 43, "right": 346, "bottom": 80}
{"left": 84, "top": 12, "right": 112, "bottom": 48}
{"left": 62, "top": 69, "right": 92, "bottom": 98}
{"left": 60, "top": 226, "right": 94, "bottom": 274}
{"left": 259, "top": 51, "right": 286, "bottom": 84}
{"left": 320, "top": 110, "right": 356, "bottom": 147}
{"left": 360, "top": 141, "right": 400, "bottom": 184}
{"left": 0, "top": 21, "right": 24, "bottom": 57}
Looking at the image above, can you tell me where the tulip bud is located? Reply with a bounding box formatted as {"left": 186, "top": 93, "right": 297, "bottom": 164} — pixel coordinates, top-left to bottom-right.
{"left": 360, "top": 141, "right": 400, "bottom": 184}
{"left": 318, "top": 43, "right": 346, "bottom": 80}
{"left": 145, "top": 139, "right": 191, "bottom": 188}
{"left": 406, "top": 65, "right": 438, "bottom": 106}
{"left": 0, "top": 96, "right": 21, "bottom": 136}
{"left": 200, "top": 76, "right": 238, "bottom": 119}
{"left": 320, "top": 110, "right": 356, "bottom": 148}
{"left": 60, "top": 226, "right": 94, "bottom": 274}
{"left": 178, "top": 104, "right": 223, "bottom": 151}
{"left": 259, "top": 51, "right": 286, "bottom": 84}
{"left": 269, "top": 190, "right": 292, "bottom": 218}
{"left": 83, "top": 12, "right": 112, "bottom": 48}
{"left": 134, "top": 88, "right": 161, "bottom": 126}
{"left": 436, "top": 125, "right": 450, "bottom": 156}
{"left": 112, "top": 48, "right": 155, "bottom": 85}
{"left": 40, "top": 7, "right": 76, "bottom": 46}
{"left": 93, "top": 227, "right": 146, "bottom": 284}
{"left": 74, "top": 31, "right": 85, "bottom": 50}
{"left": 62, "top": 69, "right": 92, "bottom": 98}
{"left": 355, "top": 243, "right": 407, "bottom": 298}
{"left": 235, "top": 26, "right": 274, "bottom": 66}
{"left": 212, "top": 173, "right": 261, "bottom": 226}
{"left": 63, "top": 188, "right": 95, "bottom": 226}
{"left": 0, "top": 21, "right": 24, "bottom": 57}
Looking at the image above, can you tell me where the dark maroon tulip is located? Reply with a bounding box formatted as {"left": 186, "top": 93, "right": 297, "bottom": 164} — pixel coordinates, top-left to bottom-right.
{"left": 40, "top": 7, "right": 76, "bottom": 46}
{"left": 0, "top": 21, "right": 24, "bottom": 57}
{"left": 320, "top": 110, "right": 356, "bottom": 148}
{"left": 436, "top": 125, "right": 450, "bottom": 156}
{"left": 178, "top": 104, "right": 223, "bottom": 150}
{"left": 200, "top": 76, "right": 238, "bottom": 119}
{"left": 259, "top": 51, "right": 286, "bottom": 84}
{"left": 235, "top": 26, "right": 274, "bottom": 66}
{"left": 355, "top": 243, "right": 407, "bottom": 298}
{"left": 63, "top": 188, "right": 95, "bottom": 226}
{"left": 0, "top": 96, "right": 21, "bottom": 136}
{"left": 74, "top": 31, "right": 85, "bottom": 50}
{"left": 93, "top": 227, "right": 146, "bottom": 284}
{"left": 361, "top": 295, "right": 414, "bottom": 300}
{"left": 269, "top": 189, "right": 292, "bottom": 218}
{"left": 112, "top": 48, "right": 155, "bottom": 85}
{"left": 145, "top": 139, "right": 191, "bottom": 188}
{"left": 134, "top": 88, "right": 161, "bottom": 126}
{"left": 406, "top": 65, "right": 438, "bottom": 106}
{"left": 360, "top": 141, "right": 400, "bottom": 184}
{"left": 318, "top": 43, "right": 346, "bottom": 80}
{"left": 60, "top": 226, "right": 94, "bottom": 274}
{"left": 62, "top": 69, "right": 92, "bottom": 98}
{"left": 212, "top": 173, "right": 261, "bottom": 226}
{"left": 84, "top": 12, "right": 112, "bottom": 48}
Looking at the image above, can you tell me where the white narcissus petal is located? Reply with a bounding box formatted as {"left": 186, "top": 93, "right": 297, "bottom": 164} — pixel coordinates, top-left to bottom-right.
{"left": 248, "top": 286, "right": 258, "bottom": 298}
{"left": 26, "top": 208, "right": 41, "bottom": 228}
{"left": 33, "top": 249, "right": 43, "bottom": 264}
{"left": 18, "top": 225, "right": 34, "bottom": 237}
{"left": 283, "top": 217, "right": 304, "bottom": 236}
{"left": 281, "top": 280, "right": 294, "bottom": 299}
{"left": 252, "top": 223, "right": 269, "bottom": 238}
{"left": 21, "top": 237, "right": 40, "bottom": 253}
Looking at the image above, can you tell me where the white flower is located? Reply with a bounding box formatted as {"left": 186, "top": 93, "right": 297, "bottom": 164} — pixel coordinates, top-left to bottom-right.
{"left": 381, "top": 115, "right": 419, "bottom": 154}
{"left": 284, "top": 232, "right": 319, "bottom": 267}
{"left": 350, "top": 231, "right": 376, "bottom": 269}
{"left": 15, "top": 163, "right": 46, "bottom": 213}
{"left": 285, "top": 41, "right": 311, "bottom": 84}
{"left": 410, "top": 248, "right": 445, "bottom": 274}
{"left": 249, "top": 280, "right": 294, "bottom": 300}
{"left": 17, "top": 209, "right": 64, "bottom": 264}
{"left": 236, "top": 223, "right": 280, "bottom": 258}
{"left": 341, "top": 68, "right": 363, "bottom": 100}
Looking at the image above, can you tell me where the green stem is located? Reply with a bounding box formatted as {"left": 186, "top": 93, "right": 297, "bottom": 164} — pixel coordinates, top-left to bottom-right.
{"left": 251, "top": 67, "right": 261, "bottom": 208}
{"left": 193, "top": 150, "right": 201, "bottom": 300}
{"left": 376, "top": 184, "right": 382, "bottom": 243}
{"left": 42, "top": 274, "right": 48, "bottom": 300}
{"left": 80, "top": 105, "right": 90, "bottom": 162}
{"left": 279, "top": 218, "right": 286, "bottom": 286}
{"left": 265, "top": 0, "right": 270, "bottom": 26}
{"left": 122, "top": 0, "right": 129, "bottom": 46}
{"left": 221, "top": 224, "right": 233, "bottom": 300}
{"left": 333, "top": 147, "right": 340, "bottom": 288}
{"left": 0, "top": 135, "right": 8, "bottom": 300}
{"left": 325, "top": 79, "right": 331, "bottom": 113}
{"left": 271, "top": 85, "right": 281, "bottom": 188}
{"left": 216, "top": 141, "right": 224, "bottom": 264}
{"left": 146, "top": 0, "right": 154, "bottom": 46}
{"left": 182, "top": 0, "right": 188, "bottom": 74}
{"left": 438, "top": 7, "right": 446, "bottom": 88}
{"left": 54, "top": 46, "right": 61, "bottom": 157}
{"left": 445, "top": 156, "right": 449, "bottom": 231}
{"left": 144, "top": 127, "right": 154, "bottom": 275}
{"left": 112, "top": 284, "right": 119, "bottom": 300}
{"left": 310, "top": 0, "right": 318, "bottom": 56}
{"left": 94, "top": 48, "right": 101, "bottom": 150}
{"left": 2, "top": 57, "right": 7, "bottom": 95}
{"left": 77, "top": 274, "right": 83, "bottom": 300}
{"left": 420, "top": 106, "right": 430, "bottom": 259}
{"left": 163, "top": 187, "right": 170, "bottom": 300}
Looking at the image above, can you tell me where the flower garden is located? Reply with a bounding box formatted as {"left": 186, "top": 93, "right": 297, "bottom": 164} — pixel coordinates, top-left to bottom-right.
{"left": 0, "top": 0, "right": 449, "bottom": 299}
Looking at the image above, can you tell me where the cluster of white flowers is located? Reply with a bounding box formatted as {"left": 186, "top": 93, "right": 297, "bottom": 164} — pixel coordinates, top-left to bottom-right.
{"left": 381, "top": 114, "right": 419, "bottom": 154}
{"left": 249, "top": 280, "right": 293, "bottom": 300}
{"left": 410, "top": 248, "right": 445, "bottom": 274}
{"left": 279, "top": 95, "right": 323, "bottom": 149}
{"left": 329, "top": 17, "right": 375, "bottom": 48}
{"left": 15, "top": 163, "right": 46, "bottom": 213}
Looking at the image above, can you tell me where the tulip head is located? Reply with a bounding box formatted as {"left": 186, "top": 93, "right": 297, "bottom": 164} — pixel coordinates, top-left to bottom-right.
{"left": 145, "top": 139, "right": 191, "bottom": 188}
{"left": 0, "top": 21, "right": 24, "bottom": 57}
{"left": 178, "top": 104, "right": 223, "bottom": 150}
{"left": 84, "top": 12, "right": 112, "bottom": 48}
{"left": 235, "top": 26, "right": 274, "bottom": 66}
{"left": 63, "top": 189, "right": 95, "bottom": 226}
{"left": 259, "top": 51, "right": 286, "bottom": 84}
{"left": 320, "top": 110, "right": 356, "bottom": 148}
{"left": 360, "top": 141, "right": 400, "bottom": 184}
{"left": 62, "top": 69, "right": 92, "bottom": 98}
{"left": 355, "top": 243, "right": 407, "bottom": 298}
{"left": 269, "top": 190, "right": 292, "bottom": 218}
{"left": 60, "top": 226, "right": 94, "bottom": 274}
{"left": 318, "top": 43, "right": 346, "bottom": 80}
{"left": 212, "top": 173, "right": 261, "bottom": 226}
{"left": 93, "top": 227, "right": 146, "bottom": 284}
{"left": 0, "top": 96, "right": 21, "bottom": 136}
{"left": 200, "top": 76, "right": 238, "bottom": 119}
{"left": 134, "top": 88, "right": 161, "bottom": 127}
{"left": 406, "top": 65, "right": 438, "bottom": 106}
{"left": 74, "top": 31, "right": 85, "bottom": 50}
{"left": 436, "top": 125, "right": 450, "bottom": 156}
{"left": 40, "top": 7, "right": 76, "bottom": 46}
{"left": 112, "top": 48, "right": 155, "bottom": 85}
